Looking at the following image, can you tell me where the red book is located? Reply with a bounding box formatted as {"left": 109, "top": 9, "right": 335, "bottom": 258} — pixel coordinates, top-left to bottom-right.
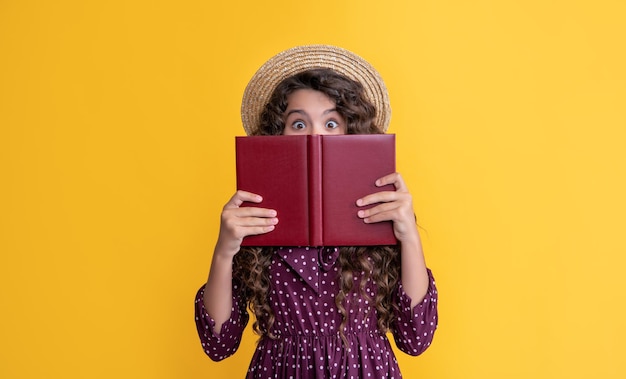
{"left": 236, "top": 134, "right": 397, "bottom": 246}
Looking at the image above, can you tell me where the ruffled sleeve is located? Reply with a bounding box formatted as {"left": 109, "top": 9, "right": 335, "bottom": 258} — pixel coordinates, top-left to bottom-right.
{"left": 194, "top": 284, "right": 249, "bottom": 361}
{"left": 390, "top": 268, "right": 438, "bottom": 356}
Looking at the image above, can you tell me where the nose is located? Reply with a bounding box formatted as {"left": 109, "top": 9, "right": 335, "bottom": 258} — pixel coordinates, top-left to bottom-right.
{"left": 308, "top": 123, "right": 331, "bottom": 135}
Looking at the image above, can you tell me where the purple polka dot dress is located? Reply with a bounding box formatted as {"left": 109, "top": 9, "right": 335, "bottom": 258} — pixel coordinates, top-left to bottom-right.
{"left": 195, "top": 247, "right": 438, "bottom": 378}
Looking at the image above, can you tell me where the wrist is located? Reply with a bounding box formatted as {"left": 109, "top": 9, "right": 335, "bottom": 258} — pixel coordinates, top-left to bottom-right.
{"left": 398, "top": 230, "right": 423, "bottom": 252}
{"left": 213, "top": 240, "right": 239, "bottom": 261}
{"left": 396, "top": 226, "right": 421, "bottom": 244}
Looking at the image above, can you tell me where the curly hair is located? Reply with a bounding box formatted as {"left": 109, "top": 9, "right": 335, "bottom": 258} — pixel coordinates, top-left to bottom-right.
{"left": 234, "top": 68, "right": 401, "bottom": 342}
{"left": 253, "top": 68, "right": 382, "bottom": 136}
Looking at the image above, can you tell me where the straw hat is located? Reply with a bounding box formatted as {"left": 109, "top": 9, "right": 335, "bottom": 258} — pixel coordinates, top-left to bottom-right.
{"left": 241, "top": 45, "right": 391, "bottom": 135}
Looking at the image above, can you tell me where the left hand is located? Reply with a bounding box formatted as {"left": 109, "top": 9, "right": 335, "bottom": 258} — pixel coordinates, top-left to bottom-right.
{"left": 356, "top": 172, "right": 419, "bottom": 243}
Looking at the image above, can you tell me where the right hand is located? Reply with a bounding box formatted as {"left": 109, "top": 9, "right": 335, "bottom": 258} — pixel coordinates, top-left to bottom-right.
{"left": 214, "top": 190, "right": 278, "bottom": 257}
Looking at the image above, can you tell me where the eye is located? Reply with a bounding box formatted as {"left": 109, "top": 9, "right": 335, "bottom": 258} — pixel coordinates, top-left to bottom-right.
{"left": 292, "top": 121, "right": 306, "bottom": 130}
{"left": 325, "top": 120, "right": 339, "bottom": 129}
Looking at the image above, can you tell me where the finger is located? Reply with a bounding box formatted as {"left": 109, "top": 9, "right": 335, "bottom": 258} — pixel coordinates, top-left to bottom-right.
{"left": 357, "top": 200, "right": 399, "bottom": 218}
{"left": 222, "top": 214, "right": 278, "bottom": 240}
{"left": 225, "top": 223, "right": 277, "bottom": 241}
{"left": 227, "top": 206, "right": 277, "bottom": 218}
{"left": 357, "top": 190, "right": 409, "bottom": 207}
{"left": 225, "top": 190, "right": 263, "bottom": 209}
{"left": 375, "top": 172, "right": 407, "bottom": 192}
{"left": 241, "top": 224, "right": 277, "bottom": 236}
{"left": 358, "top": 202, "right": 405, "bottom": 224}
{"left": 236, "top": 216, "right": 279, "bottom": 237}
{"left": 361, "top": 206, "right": 416, "bottom": 225}
{"left": 360, "top": 207, "right": 399, "bottom": 224}
{"left": 236, "top": 215, "right": 279, "bottom": 227}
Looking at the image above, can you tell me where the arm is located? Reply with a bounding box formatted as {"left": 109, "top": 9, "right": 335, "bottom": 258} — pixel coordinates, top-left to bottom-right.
{"left": 390, "top": 269, "right": 438, "bottom": 356}
{"left": 357, "top": 173, "right": 438, "bottom": 355}
{"left": 195, "top": 284, "right": 249, "bottom": 361}
{"left": 357, "top": 172, "right": 430, "bottom": 307}
{"left": 203, "top": 190, "right": 278, "bottom": 332}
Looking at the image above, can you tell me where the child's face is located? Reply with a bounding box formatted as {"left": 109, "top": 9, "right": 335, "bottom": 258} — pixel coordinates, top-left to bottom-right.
{"left": 282, "top": 89, "right": 347, "bottom": 135}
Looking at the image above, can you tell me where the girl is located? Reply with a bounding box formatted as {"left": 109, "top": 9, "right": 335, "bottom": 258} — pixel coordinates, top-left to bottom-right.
{"left": 195, "top": 45, "right": 438, "bottom": 378}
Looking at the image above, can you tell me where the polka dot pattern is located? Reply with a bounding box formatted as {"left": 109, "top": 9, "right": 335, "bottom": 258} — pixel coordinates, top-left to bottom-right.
{"left": 194, "top": 247, "right": 438, "bottom": 378}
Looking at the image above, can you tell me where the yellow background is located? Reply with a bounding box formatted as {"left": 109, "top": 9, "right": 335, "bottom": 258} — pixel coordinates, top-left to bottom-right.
{"left": 1, "top": 0, "right": 625, "bottom": 378}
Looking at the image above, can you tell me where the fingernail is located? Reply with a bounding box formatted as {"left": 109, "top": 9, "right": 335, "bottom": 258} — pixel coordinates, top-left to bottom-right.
{"left": 356, "top": 199, "right": 363, "bottom": 206}
{"left": 269, "top": 210, "right": 277, "bottom": 217}
{"left": 357, "top": 210, "right": 365, "bottom": 218}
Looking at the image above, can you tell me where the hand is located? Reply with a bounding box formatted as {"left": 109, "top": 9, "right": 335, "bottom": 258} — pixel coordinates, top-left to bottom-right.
{"left": 215, "top": 190, "right": 278, "bottom": 257}
{"left": 356, "top": 172, "right": 419, "bottom": 243}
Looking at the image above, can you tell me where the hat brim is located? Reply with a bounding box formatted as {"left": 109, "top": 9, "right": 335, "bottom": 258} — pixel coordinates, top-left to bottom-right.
{"left": 241, "top": 45, "right": 391, "bottom": 135}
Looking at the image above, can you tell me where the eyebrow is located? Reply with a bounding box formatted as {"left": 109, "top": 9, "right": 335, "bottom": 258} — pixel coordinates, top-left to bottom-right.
{"left": 285, "top": 108, "right": 339, "bottom": 117}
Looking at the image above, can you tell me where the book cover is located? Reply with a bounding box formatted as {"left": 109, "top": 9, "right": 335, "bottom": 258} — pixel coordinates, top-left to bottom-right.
{"left": 236, "top": 134, "right": 397, "bottom": 246}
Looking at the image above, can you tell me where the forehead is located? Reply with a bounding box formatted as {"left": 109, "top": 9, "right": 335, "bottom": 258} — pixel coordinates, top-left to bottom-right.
{"left": 285, "top": 89, "right": 335, "bottom": 108}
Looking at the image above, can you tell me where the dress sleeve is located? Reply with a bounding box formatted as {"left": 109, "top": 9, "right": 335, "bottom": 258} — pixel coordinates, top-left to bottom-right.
{"left": 390, "top": 268, "right": 438, "bottom": 356}
{"left": 194, "top": 284, "right": 249, "bottom": 361}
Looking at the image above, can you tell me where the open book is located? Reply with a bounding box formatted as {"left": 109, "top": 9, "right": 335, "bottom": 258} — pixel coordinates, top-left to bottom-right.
{"left": 236, "top": 134, "right": 397, "bottom": 246}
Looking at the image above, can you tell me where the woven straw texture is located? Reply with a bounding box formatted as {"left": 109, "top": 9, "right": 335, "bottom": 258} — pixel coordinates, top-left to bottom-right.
{"left": 241, "top": 45, "right": 391, "bottom": 135}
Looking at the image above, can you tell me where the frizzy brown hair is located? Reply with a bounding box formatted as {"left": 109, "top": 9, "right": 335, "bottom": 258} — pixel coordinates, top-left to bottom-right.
{"left": 253, "top": 68, "right": 382, "bottom": 136}
{"left": 233, "top": 68, "right": 402, "bottom": 341}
